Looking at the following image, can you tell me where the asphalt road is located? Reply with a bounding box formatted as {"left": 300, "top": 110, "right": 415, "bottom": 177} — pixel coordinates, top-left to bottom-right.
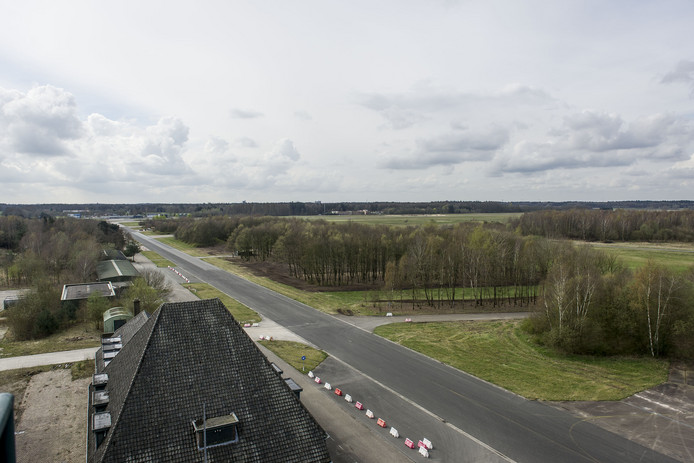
{"left": 130, "top": 230, "right": 678, "bottom": 463}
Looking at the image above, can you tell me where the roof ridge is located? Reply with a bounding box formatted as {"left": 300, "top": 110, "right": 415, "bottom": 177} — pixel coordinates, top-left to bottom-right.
{"left": 93, "top": 306, "right": 163, "bottom": 460}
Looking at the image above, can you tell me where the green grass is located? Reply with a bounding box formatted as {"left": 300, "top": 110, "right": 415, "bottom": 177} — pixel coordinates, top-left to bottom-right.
{"left": 586, "top": 242, "right": 694, "bottom": 273}
{"left": 140, "top": 250, "right": 176, "bottom": 268}
{"left": 258, "top": 340, "right": 327, "bottom": 374}
{"left": 182, "top": 282, "right": 261, "bottom": 323}
{"left": 0, "top": 322, "right": 101, "bottom": 358}
{"left": 120, "top": 221, "right": 140, "bottom": 227}
{"left": 374, "top": 320, "right": 668, "bottom": 401}
{"left": 203, "top": 258, "right": 346, "bottom": 313}
{"left": 300, "top": 213, "right": 521, "bottom": 226}
{"left": 155, "top": 236, "right": 211, "bottom": 257}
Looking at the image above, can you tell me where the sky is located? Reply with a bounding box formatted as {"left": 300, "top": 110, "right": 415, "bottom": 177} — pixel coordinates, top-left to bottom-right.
{"left": 1, "top": 0, "right": 694, "bottom": 204}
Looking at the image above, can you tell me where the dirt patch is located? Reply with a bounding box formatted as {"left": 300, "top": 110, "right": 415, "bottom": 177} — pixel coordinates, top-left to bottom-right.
{"left": 15, "top": 369, "right": 89, "bottom": 463}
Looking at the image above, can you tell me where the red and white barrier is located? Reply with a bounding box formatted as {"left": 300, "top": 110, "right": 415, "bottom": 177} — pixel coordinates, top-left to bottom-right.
{"left": 405, "top": 438, "right": 415, "bottom": 449}
{"left": 314, "top": 377, "right": 321, "bottom": 384}
{"left": 377, "top": 418, "right": 386, "bottom": 428}
{"left": 355, "top": 401, "right": 364, "bottom": 410}
{"left": 334, "top": 388, "right": 343, "bottom": 396}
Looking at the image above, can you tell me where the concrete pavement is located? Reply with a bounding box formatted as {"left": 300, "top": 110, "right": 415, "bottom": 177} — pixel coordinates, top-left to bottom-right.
{"left": 0, "top": 347, "right": 98, "bottom": 371}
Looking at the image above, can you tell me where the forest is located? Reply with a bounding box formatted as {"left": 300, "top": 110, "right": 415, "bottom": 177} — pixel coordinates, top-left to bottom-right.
{"left": 0, "top": 215, "right": 167, "bottom": 340}
{"left": 142, "top": 210, "right": 694, "bottom": 359}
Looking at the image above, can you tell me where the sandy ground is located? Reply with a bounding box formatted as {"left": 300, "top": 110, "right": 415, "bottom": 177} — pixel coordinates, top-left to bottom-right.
{"left": 14, "top": 368, "right": 90, "bottom": 463}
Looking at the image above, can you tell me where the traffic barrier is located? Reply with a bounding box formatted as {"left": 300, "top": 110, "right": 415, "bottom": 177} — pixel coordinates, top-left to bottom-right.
{"left": 405, "top": 318, "right": 412, "bottom": 322}
{"left": 324, "top": 382, "right": 332, "bottom": 391}
{"left": 243, "top": 323, "right": 251, "bottom": 327}
{"left": 365, "top": 409, "right": 374, "bottom": 419}
{"left": 386, "top": 312, "right": 393, "bottom": 317}
{"left": 252, "top": 323, "right": 260, "bottom": 327}
{"left": 355, "top": 401, "right": 364, "bottom": 410}
{"left": 258, "top": 335, "right": 265, "bottom": 340}
{"left": 405, "top": 438, "right": 415, "bottom": 449}
{"left": 377, "top": 418, "right": 386, "bottom": 428}
{"left": 308, "top": 371, "right": 314, "bottom": 378}
{"left": 422, "top": 438, "right": 433, "bottom": 450}
{"left": 344, "top": 394, "right": 353, "bottom": 403}
{"left": 389, "top": 427, "right": 399, "bottom": 438}
{"left": 314, "top": 377, "right": 321, "bottom": 384}
{"left": 419, "top": 446, "right": 429, "bottom": 458}
{"left": 334, "top": 388, "right": 343, "bottom": 396}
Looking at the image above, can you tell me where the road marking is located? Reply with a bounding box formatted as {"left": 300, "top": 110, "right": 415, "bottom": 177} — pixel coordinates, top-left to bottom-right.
{"left": 326, "top": 352, "right": 518, "bottom": 463}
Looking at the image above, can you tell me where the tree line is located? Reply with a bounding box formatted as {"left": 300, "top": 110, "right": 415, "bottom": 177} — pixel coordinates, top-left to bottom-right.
{"left": 146, "top": 215, "right": 694, "bottom": 358}
{"left": 513, "top": 209, "right": 694, "bottom": 242}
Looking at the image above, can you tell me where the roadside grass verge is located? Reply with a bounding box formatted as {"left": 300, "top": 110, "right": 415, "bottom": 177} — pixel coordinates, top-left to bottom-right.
{"left": 585, "top": 242, "right": 694, "bottom": 273}
{"left": 203, "top": 258, "right": 345, "bottom": 314}
{"left": 258, "top": 340, "right": 327, "bottom": 374}
{"left": 0, "top": 322, "right": 101, "bottom": 358}
{"left": 374, "top": 320, "right": 668, "bottom": 401}
{"left": 182, "top": 282, "right": 261, "bottom": 323}
{"left": 155, "top": 236, "right": 211, "bottom": 257}
{"left": 140, "top": 250, "right": 176, "bottom": 268}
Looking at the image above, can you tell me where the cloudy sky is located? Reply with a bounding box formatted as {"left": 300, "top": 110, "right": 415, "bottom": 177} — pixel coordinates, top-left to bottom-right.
{"left": 1, "top": 1, "right": 694, "bottom": 204}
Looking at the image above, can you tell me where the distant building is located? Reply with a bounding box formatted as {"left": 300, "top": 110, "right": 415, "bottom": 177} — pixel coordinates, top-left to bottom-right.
{"left": 87, "top": 298, "right": 331, "bottom": 463}
{"left": 61, "top": 282, "right": 115, "bottom": 302}
{"left": 96, "top": 260, "right": 139, "bottom": 283}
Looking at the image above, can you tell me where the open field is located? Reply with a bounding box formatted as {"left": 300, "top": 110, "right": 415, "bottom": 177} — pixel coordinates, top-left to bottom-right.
{"left": 155, "top": 236, "right": 213, "bottom": 257}
{"left": 0, "top": 322, "right": 100, "bottom": 358}
{"left": 257, "top": 340, "right": 327, "bottom": 374}
{"left": 585, "top": 241, "right": 694, "bottom": 273}
{"left": 182, "top": 282, "right": 261, "bottom": 323}
{"left": 140, "top": 250, "right": 176, "bottom": 267}
{"left": 374, "top": 320, "right": 669, "bottom": 401}
{"left": 299, "top": 212, "right": 521, "bottom": 226}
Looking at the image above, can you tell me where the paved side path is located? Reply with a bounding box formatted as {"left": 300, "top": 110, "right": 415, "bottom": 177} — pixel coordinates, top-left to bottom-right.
{"left": 0, "top": 347, "right": 98, "bottom": 371}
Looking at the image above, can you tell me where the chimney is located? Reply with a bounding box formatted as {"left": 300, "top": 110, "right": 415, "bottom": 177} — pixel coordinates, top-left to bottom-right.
{"left": 133, "top": 299, "right": 141, "bottom": 315}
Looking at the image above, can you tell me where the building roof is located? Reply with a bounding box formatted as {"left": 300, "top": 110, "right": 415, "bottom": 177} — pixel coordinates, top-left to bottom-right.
{"left": 96, "top": 260, "right": 139, "bottom": 282}
{"left": 95, "top": 310, "right": 150, "bottom": 373}
{"left": 87, "top": 298, "right": 331, "bottom": 463}
{"left": 61, "top": 282, "right": 115, "bottom": 301}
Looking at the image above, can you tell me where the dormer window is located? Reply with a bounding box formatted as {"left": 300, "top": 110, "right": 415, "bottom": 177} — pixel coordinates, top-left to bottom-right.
{"left": 192, "top": 412, "right": 239, "bottom": 449}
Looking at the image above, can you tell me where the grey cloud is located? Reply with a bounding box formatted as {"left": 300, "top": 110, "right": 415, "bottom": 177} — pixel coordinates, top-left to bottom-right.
{"left": 0, "top": 85, "right": 83, "bottom": 156}
{"left": 497, "top": 111, "right": 694, "bottom": 174}
{"left": 661, "top": 60, "right": 694, "bottom": 94}
{"left": 358, "top": 84, "right": 554, "bottom": 130}
{"left": 205, "top": 136, "right": 230, "bottom": 155}
{"left": 294, "top": 110, "right": 312, "bottom": 120}
{"left": 381, "top": 126, "right": 509, "bottom": 169}
{"left": 136, "top": 117, "right": 193, "bottom": 175}
{"left": 235, "top": 137, "right": 258, "bottom": 148}
{"left": 230, "top": 108, "right": 264, "bottom": 119}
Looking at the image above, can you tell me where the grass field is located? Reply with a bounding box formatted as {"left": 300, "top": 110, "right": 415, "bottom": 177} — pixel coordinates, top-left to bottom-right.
{"left": 374, "top": 320, "right": 668, "bottom": 401}
{"left": 0, "top": 322, "right": 101, "bottom": 358}
{"left": 258, "top": 340, "right": 327, "bottom": 374}
{"left": 182, "top": 282, "right": 261, "bottom": 323}
{"left": 140, "top": 250, "right": 176, "bottom": 268}
{"left": 586, "top": 242, "right": 694, "bottom": 273}
{"left": 155, "top": 236, "right": 212, "bottom": 257}
{"left": 300, "top": 213, "right": 521, "bottom": 226}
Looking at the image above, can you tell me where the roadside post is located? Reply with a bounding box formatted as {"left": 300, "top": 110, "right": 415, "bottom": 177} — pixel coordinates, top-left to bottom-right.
{"left": 301, "top": 355, "right": 306, "bottom": 372}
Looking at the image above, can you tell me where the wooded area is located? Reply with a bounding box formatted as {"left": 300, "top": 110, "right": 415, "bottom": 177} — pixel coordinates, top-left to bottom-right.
{"left": 144, "top": 210, "right": 694, "bottom": 358}
{"left": 0, "top": 216, "right": 167, "bottom": 340}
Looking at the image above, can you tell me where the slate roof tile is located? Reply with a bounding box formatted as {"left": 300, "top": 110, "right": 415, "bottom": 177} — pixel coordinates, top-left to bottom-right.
{"left": 88, "top": 298, "right": 330, "bottom": 462}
